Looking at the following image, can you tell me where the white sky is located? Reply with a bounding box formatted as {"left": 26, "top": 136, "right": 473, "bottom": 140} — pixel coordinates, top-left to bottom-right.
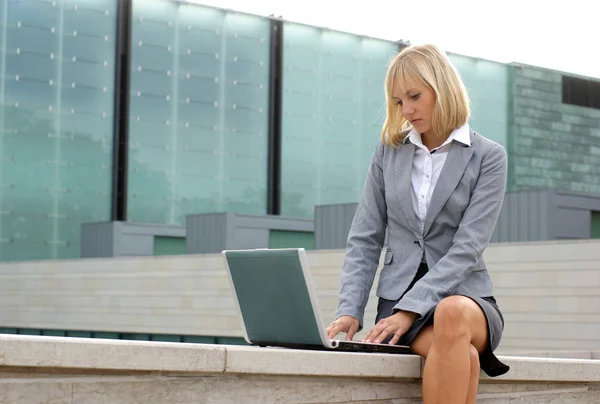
{"left": 193, "top": 0, "right": 600, "bottom": 79}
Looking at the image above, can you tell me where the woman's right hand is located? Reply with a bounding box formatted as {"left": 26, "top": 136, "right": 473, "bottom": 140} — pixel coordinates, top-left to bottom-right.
{"left": 326, "top": 315, "right": 360, "bottom": 341}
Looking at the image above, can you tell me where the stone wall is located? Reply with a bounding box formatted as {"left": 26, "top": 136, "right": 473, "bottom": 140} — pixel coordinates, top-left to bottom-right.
{"left": 1, "top": 335, "right": 600, "bottom": 403}
{"left": 509, "top": 63, "right": 600, "bottom": 193}
{"left": 1, "top": 240, "right": 600, "bottom": 352}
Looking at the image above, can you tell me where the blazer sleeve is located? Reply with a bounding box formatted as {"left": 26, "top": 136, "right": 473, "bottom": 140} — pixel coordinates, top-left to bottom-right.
{"left": 334, "top": 141, "right": 387, "bottom": 330}
{"left": 393, "top": 143, "right": 508, "bottom": 318}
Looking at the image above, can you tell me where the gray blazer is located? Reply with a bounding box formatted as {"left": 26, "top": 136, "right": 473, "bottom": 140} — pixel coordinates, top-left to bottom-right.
{"left": 334, "top": 129, "right": 507, "bottom": 330}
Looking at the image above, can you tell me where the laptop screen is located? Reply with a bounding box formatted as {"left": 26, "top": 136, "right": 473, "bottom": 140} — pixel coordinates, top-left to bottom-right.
{"left": 224, "top": 249, "right": 325, "bottom": 346}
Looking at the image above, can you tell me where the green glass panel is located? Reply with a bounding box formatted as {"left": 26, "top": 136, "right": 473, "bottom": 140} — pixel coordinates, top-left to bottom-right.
{"left": 150, "top": 334, "right": 181, "bottom": 343}
{"left": 122, "top": 333, "right": 150, "bottom": 341}
{"left": 280, "top": 23, "right": 397, "bottom": 218}
{"left": 93, "top": 332, "right": 120, "bottom": 339}
{"left": 448, "top": 53, "right": 509, "bottom": 148}
{"left": 153, "top": 236, "right": 186, "bottom": 256}
{"left": 269, "top": 230, "right": 314, "bottom": 250}
{"left": 66, "top": 331, "right": 92, "bottom": 338}
{"left": 127, "top": 1, "right": 270, "bottom": 225}
{"left": 0, "top": 0, "right": 116, "bottom": 261}
{"left": 42, "top": 330, "right": 66, "bottom": 337}
{"left": 19, "top": 328, "right": 41, "bottom": 335}
{"left": 591, "top": 211, "right": 600, "bottom": 239}
{"left": 182, "top": 335, "right": 217, "bottom": 344}
{"left": 215, "top": 336, "right": 249, "bottom": 345}
{"left": 0, "top": 328, "right": 17, "bottom": 334}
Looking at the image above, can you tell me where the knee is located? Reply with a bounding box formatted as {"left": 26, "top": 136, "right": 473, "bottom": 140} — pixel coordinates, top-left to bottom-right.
{"left": 433, "top": 296, "right": 471, "bottom": 342}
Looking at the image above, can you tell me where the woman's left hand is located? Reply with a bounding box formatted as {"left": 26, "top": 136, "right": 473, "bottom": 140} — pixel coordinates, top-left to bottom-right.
{"left": 362, "top": 311, "right": 418, "bottom": 345}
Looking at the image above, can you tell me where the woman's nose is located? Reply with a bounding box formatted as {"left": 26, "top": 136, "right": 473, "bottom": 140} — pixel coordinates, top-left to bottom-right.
{"left": 403, "top": 104, "right": 414, "bottom": 116}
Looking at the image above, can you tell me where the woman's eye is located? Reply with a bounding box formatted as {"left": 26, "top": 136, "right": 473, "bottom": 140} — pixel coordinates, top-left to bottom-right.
{"left": 396, "top": 100, "right": 402, "bottom": 106}
{"left": 411, "top": 93, "right": 420, "bottom": 100}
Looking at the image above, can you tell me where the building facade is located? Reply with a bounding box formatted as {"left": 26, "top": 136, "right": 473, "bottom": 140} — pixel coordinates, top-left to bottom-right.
{"left": 0, "top": 0, "right": 599, "bottom": 262}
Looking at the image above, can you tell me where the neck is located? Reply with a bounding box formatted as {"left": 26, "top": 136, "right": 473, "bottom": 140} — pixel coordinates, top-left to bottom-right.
{"left": 421, "top": 131, "right": 448, "bottom": 151}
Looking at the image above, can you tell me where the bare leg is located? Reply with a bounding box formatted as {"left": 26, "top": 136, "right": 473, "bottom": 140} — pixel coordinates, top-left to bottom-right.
{"left": 412, "top": 330, "right": 481, "bottom": 404}
{"left": 465, "top": 345, "right": 481, "bottom": 404}
{"left": 410, "top": 296, "right": 488, "bottom": 404}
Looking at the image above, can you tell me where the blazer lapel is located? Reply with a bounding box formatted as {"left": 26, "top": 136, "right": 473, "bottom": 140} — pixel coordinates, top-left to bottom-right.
{"left": 395, "top": 143, "right": 421, "bottom": 238}
{"left": 423, "top": 140, "right": 474, "bottom": 236}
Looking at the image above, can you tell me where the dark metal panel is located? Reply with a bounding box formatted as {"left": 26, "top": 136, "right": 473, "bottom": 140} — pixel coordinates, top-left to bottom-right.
{"left": 81, "top": 221, "right": 186, "bottom": 257}
{"left": 492, "top": 189, "right": 556, "bottom": 243}
{"left": 267, "top": 18, "right": 283, "bottom": 215}
{"left": 554, "top": 208, "right": 591, "bottom": 239}
{"left": 235, "top": 214, "right": 313, "bottom": 231}
{"left": 121, "top": 223, "right": 185, "bottom": 237}
{"left": 517, "top": 191, "right": 530, "bottom": 241}
{"left": 111, "top": 0, "right": 132, "bottom": 221}
{"left": 314, "top": 203, "right": 357, "bottom": 250}
{"left": 80, "top": 222, "right": 117, "bottom": 258}
{"left": 555, "top": 190, "right": 600, "bottom": 211}
{"left": 120, "top": 234, "right": 154, "bottom": 256}
{"left": 186, "top": 213, "right": 230, "bottom": 254}
{"left": 540, "top": 189, "right": 553, "bottom": 240}
{"left": 507, "top": 192, "right": 520, "bottom": 242}
{"left": 234, "top": 228, "right": 270, "bottom": 250}
{"left": 530, "top": 189, "right": 542, "bottom": 240}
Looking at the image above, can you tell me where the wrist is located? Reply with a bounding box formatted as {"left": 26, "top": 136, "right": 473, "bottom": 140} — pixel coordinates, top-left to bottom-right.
{"left": 395, "top": 310, "right": 418, "bottom": 321}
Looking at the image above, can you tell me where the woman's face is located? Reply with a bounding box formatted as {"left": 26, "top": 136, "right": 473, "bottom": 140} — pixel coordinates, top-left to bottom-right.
{"left": 392, "top": 83, "right": 436, "bottom": 137}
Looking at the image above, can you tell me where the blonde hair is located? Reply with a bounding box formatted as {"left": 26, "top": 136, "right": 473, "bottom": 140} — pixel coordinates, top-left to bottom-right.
{"left": 381, "top": 44, "right": 470, "bottom": 147}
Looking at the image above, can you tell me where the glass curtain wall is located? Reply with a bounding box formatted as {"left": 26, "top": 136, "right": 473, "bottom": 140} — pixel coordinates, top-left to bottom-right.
{"left": 0, "top": 0, "right": 116, "bottom": 261}
{"left": 280, "top": 22, "right": 398, "bottom": 218}
{"left": 127, "top": 0, "right": 270, "bottom": 225}
{"left": 448, "top": 53, "right": 509, "bottom": 147}
{"left": 280, "top": 29, "right": 511, "bottom": 219}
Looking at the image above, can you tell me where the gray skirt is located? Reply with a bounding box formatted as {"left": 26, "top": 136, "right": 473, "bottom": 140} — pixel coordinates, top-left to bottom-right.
{"left": 375, "top": 263, "right": 510, "bottom": 377}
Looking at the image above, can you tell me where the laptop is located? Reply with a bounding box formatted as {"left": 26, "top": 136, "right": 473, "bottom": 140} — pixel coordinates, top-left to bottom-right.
{"left": 221, "top": 248, "right": 411, "bottom": 354}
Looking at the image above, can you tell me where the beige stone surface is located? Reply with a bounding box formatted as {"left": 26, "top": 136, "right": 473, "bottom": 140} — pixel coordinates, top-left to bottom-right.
{"left": 0, "top": 336, "right": 599, "bottom": 403}
{"left": 0, "top": 334, "right": 225, "bottom": 374}
{"left": 1, "top": 375, "right": 600, "bottom": 404}
{"left": 71, "top": 378, "right": 211, "bottom": 404}
{"left": 0, "top": 381, "right": 72, "bottom": 404}
{"left": 497, "top": 350, "right": 599, "bottom": 359}
{"left": 225, "top": 345, "right": 422, "bottom": 379}
{"left": 2, "top": 335, "right": 600, "bottom": 385}
{"left": 494, "top": 356, "right": 600, "bottom": 382}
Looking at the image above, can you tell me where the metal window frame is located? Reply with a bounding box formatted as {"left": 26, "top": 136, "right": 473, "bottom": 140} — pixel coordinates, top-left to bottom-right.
{"left": 111, "top": 0, "right": 132, "bottom": 221}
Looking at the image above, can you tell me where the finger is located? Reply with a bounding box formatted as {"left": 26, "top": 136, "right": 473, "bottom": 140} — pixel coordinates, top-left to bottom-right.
{"left": 363, "top": 324, "right": 383, "bottom": 343}
{"left": 327, "top": 323, "right": 341, "bottom": 339}
{"left": 388, "top": 329, "right": 404, "bottom": 345}
{"left": 374, "top": 325, "right": 397, "bottom": 344}
{"left": 329, "top": 322, "right": 349, "bottom": 340}
{"left": 346, "top": 321, "right": 359, "bottom": 341}
{"left": 372, "top": 330, "right": 388, "bottom": 344}
{"left": 327, "top": 322, "right": 338, "bottom": 339}
{"left": 363, "top": 320, "right": 387, "bottom": 342}
{"left": 362, "top": 326, "right": 376, "bottom": 342}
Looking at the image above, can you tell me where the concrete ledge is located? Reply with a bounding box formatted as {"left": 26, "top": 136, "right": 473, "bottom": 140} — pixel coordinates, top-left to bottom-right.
{"left": 1, "top": 335, "right": 599, "bottom": 403}
{"left": 224, "top": 345, "right": 422, "bottom": 379}
{"left": 0, "top": 334, "right": 225, "bottom": 374}
{"left": 498, "top": 349, "right": 600, "bottom": 360}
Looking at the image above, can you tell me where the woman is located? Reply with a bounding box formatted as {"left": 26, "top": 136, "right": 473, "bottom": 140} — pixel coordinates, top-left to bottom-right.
{"left": 325, "top": 44, "right": 510, "bottom": 404}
